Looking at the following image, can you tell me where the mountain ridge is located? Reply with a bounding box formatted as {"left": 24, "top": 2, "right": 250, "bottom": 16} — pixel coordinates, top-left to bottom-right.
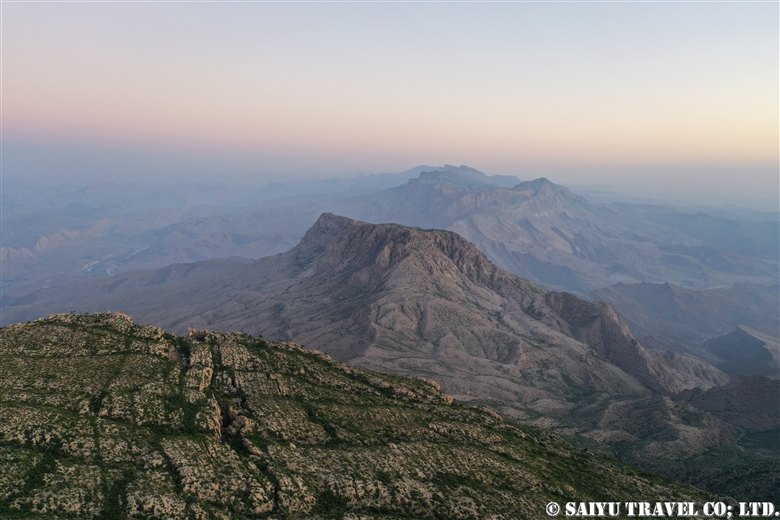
{"left": 4, "top": 165, "right": 776, "bottom": 300}
{"left": 4, "top": 214, "right": 730, "bottom": 456}
{"left": 0, "top": 312, "right": 723, "bottom": 518}
{"left": 346, "top": 167, "right": 778, "bottom": 293}
{"left": 5, "top": 213, "right": 726, "bottom": 397}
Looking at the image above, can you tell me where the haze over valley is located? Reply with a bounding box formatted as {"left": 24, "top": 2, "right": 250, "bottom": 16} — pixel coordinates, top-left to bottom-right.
{"left": 4, "top": 166, "right": 777, "bottom": 300}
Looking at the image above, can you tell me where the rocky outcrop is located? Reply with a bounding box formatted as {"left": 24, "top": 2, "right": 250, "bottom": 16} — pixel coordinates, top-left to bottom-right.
{"left": 543, "top": 292, "right": 729, "bottom": 394}
{"left": 0, "top": 313, "right": 716, "bottom": 518}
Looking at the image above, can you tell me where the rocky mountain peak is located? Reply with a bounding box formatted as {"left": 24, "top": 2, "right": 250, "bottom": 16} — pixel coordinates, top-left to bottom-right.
{"left": 509, "top": 176, "right": 583, "bottom": 204}
{"left": 511, "top": 176, "right": 554, "bottom": 189}
{"left": 286, "top": 213, "right": 501, "bottom": 287}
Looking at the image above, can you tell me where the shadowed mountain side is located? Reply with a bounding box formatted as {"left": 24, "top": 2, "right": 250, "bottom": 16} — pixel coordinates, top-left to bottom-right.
{"left": 676, "top": 376, "right": 780, "bottom": 431}
{"left": 703, "top": 327, "right": 780, "bottom": 378}
{"left": 590, "top": 282, "right": 780, "bottom": 358}
{"left": 541, "top": 292, "right": 730, "bottom": 395}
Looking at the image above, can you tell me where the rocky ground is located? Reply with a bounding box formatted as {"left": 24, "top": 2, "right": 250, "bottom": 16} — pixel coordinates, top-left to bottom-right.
{"left": 0, "top": 312, "right": 717, "bottom": 519}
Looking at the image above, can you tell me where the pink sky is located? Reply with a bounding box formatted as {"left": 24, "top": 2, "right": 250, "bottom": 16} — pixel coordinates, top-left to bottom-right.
{"left": 3, "top": 2, "right": 778, "bottom": 205}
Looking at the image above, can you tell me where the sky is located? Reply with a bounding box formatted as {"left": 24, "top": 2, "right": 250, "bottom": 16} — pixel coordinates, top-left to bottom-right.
{"left": 3, "top": 2, "right": 778, "bottom": 207}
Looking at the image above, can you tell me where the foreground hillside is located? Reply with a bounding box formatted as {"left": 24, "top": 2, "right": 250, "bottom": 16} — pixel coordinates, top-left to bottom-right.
{"left": 0, "top": 313, "right": 712, "bottom": 519}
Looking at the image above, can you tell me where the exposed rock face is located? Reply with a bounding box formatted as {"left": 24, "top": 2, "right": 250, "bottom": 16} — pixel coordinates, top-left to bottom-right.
{"left": 0, "top": 313, "right": 716, "bottom": 518}
{"left": 3, "top": 214, "right": 733, "bottom": 473}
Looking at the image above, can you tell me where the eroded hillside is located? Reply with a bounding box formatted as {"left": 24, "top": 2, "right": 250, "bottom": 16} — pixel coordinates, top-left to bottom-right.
{"left": 0, "top": 313, "right": 713, "bottom": 519}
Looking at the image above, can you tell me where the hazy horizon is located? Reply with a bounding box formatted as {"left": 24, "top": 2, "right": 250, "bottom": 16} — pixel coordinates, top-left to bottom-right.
{"left": 3, "top": 2, "right": 778, "bottom": 209}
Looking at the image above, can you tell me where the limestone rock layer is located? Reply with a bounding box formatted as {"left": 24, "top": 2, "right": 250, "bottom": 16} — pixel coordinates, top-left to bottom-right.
{"left": 0, "top": 313, "right": 712, "bottom": 519}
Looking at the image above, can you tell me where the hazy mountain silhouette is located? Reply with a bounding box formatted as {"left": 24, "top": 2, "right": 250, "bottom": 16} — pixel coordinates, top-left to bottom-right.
{"left": 4, "top": 165, "right": 776, "bottom": 300}
{"left": 345, "top": 167, "right": 778, "bottom": 293}
{"left": 591, "top": 282, "right": 779, "bottom": 358}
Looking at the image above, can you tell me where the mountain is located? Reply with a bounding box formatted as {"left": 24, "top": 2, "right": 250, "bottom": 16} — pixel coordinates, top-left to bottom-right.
{"left": 6, "top": 214, "right": 746, "bottom": 485}
{"left": 417, "top": 165, "right": 521, "bottom": 189}
{"left": 0, "top": 312, "right": 716, "bottom": 518}
{"left": 676, "top": 375, "right": 780, "bottom": 431}
{"left": 0, "top": 167, "right": 450, "bottom": 297}
{"left": 590, "top": 282, "right": 779, "bottom": 359}
{"left": 345, "top": 168, "right": 779, "bottom": 293}
{"left": 5, "top": 165, "right": 776, "bottom": 301}
{"left": 3, "top": 214, "right": 725, "bottom": 398}
{"left": 703, "top": 327, "right": 780, "bottom": 378}
{"left": 665, "top": 375, "right": 780, "bottom": 500}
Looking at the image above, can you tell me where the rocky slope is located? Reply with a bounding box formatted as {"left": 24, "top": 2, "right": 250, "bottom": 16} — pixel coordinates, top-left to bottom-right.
{"left": 4, "top": 215, "right": 738, "bottom": 476}
{"left": 0, "top": 313, "right": 716, "bottom": 518}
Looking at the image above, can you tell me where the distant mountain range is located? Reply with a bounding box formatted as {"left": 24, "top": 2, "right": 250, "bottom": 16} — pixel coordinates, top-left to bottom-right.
{"left": 342, "top": 166, "right": 778, "bottom": 293}
{"left": 3, "top": 165, "right": 777, "bottom": 300}
{"left": 3, "top": 165, "right": 777, "bottom": 500}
